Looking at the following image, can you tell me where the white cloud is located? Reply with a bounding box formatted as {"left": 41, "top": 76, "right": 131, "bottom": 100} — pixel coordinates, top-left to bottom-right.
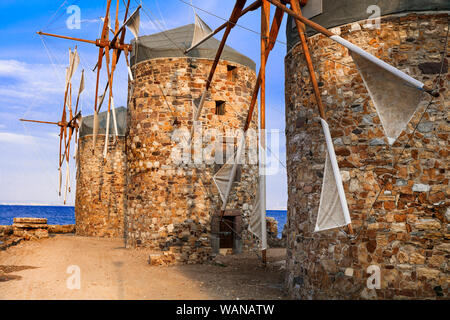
{"left": 0, "top": 132, "right": 35, "bottom": 145}
{"left": 0, "top": 59, "right": 64, "bottom": 107}
{"left": 0, "top": 131, "right": 56, "bottom": 145}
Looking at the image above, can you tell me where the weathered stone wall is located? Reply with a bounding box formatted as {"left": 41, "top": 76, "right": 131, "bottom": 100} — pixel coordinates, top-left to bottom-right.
{"left": 126, "top": 57, "right": 259, "bottom": 263}
{"left": 75, "top": 135, "right": 126, "bottom": 238}
{"left": 285, "top": 12, "right": 449, "bottom": 299}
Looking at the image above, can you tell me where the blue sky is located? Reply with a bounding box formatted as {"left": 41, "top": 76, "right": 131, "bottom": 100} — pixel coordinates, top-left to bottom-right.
{"left": 0, "top": 0, "right": 288, "bottom": 209}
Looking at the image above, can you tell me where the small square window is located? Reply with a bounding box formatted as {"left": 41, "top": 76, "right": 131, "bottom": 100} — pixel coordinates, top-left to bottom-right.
{"left": 227, "top": 65, "right": 237, "bottom": 81}
{"left": 215, "top": 100, "right": 226, "bottom": 115}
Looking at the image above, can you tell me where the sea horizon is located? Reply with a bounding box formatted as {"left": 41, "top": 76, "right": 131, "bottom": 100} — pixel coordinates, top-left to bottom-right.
{"left": 0, "top": 205, "right": 287, "bottom": 237}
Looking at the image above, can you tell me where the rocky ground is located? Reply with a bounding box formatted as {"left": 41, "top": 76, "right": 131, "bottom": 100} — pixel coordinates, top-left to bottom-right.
{"left": 0, "top": 234, "right": 287, "bottom": 300}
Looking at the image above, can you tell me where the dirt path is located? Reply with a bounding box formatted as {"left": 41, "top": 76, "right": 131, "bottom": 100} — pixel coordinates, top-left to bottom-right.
{"left": 0, "top": 235, "right": 287, "bottom": 300}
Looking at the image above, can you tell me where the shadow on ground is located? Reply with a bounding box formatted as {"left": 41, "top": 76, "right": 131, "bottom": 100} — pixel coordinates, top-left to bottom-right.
{"left": 169, "top": 248, "right": 289, "bottom": 300}
{"left": 0, "top": 265, "right": 38, "bottom": 282}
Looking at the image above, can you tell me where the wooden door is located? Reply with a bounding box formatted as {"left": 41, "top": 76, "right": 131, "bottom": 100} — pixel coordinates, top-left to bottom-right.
{"left": 219, "top": 216, "right": 234, "bottom": 248}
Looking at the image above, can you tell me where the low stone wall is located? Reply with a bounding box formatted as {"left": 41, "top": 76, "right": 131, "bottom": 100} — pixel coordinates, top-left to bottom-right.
{"left": 12, "top": 218, "right": 49, "bottom": 240}
{"left": 48, "top": 224, "right": 76, "bottom": 234}
{"left": 0, "top": 221, "right": 76, "bottom": 251}
{"left": 0, "top": 225, "right": 13, "bottom": 237}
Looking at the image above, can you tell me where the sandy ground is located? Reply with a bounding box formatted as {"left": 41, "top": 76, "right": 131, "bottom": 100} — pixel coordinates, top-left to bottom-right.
{"left": 0, "top": 234, "right": 287, "bottom": 300}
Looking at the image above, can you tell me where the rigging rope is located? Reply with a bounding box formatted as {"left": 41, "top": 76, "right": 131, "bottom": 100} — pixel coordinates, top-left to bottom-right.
{"left": 178, "top": 0, "right": 288, "bottom": 46}
{"left": 135, "top": 0, "right": 186, "bottom": 53}
{"left": 42, "top": 0, "right": 69, "bottom": 31}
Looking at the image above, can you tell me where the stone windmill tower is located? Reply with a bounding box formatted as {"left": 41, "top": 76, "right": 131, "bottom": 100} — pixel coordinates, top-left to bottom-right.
{"left": 125, "top": 23, "right": 260, "bottom": 263}
{"left": 75, "top": 107, "right": 127, "bottom": 238}
{"left": 284, "top": 0, "right": 449, "bottom": 299}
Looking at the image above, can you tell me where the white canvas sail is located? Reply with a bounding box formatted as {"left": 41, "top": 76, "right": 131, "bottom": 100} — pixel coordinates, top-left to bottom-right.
{"left": 78, "top": 69, "right": 85, "bottom": 95}
{"left": 249, "top": 170, "right": 267, "bottom": 249}
{"left": 67, "top": 47, "right": 80, "bottom": 84}
{"left": 125, "top": 9, "right": 140, "bottom": 38}
{"left": 213, "top": 154, "right": 234, "bottom": 204}
{"left": 330, "top": 35, "right": 425, "bottom": 145}
{"left": 190, "top": 13, "right": 213, "bottom": 50}
{"left": 212, "top": 134, "right": 245, "bottom": 208}
{"left": 315, "top": 119, "right": 351, "bottom": 232}
{"left": 249, "top": 178, "right": 262, "bottom": 238}
{"left": 65, "top": 67, "right": 70, "bottom": 91}
{"left": 249, "top": 129, "right": 267, "bottom": 250}
{"left": 92, "top": 110, "right": 99, "bottom": 148}
{"left": 110, "top": 96, "right": 119, "bottom": 140}
{"left": 350, "top": 51, "right": 424, "bottom": 144}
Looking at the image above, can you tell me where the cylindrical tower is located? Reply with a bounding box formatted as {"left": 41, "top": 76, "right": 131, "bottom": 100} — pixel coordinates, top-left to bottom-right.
{"left": 75, "top": 107, "right": 127, "bottom": 237}
{"left": 284, "top": 1, "right": 449, "bottom": 299}
{"left": 126, "top": 24, "right": 259, "bottom": 264}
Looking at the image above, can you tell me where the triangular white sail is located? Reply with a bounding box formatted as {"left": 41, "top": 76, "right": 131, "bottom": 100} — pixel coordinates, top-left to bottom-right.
{"left": 350, "top": 51, "right": 424, "bottom": 144}
{"left": 249, "top": 128, "right": 267, "bottom": 250}
{"left": 92, "top": 110, "right": 99, "bottom": 149}
{"left": 315, "top": 119, "right": 351, "bottom": 232}
{"left": 249, "top": 179, "right": 262, "bottom": 238}
{"left": 78, "top": 69, "right": 85, "bottom": 95}
{"left": 213, "top": 154, "right": 234, "bottom": 204}
{"left": 125, "top": 9, "right": 140, "bottom": 38}
{"left": 67, "top": 47, "right": 80, "bottom": 85}
{"left": 212, "top": 135, "right": 245, "bottom": 209}
{"left": 190, "top": 13, "right": 213, "bottom": 50}
{"left": 249, "top": 174, "right": 267, "bottom": 249}
{"left": 65, "top": 67, "right": 70, "bottom": 91}
{"left": 111, "top": 96, "right": 119, "bottom": 141}
{"left": 330, "top": 35, "right": 425, "bottom": 145}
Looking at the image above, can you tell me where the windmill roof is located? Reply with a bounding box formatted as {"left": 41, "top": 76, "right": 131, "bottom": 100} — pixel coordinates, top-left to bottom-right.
{"left": 79, "top": 107, "right": 127, "bottom": 138}
{"left": 131, "top": 23, "right": 256, "bottom": 70}
{"left": 287, "top": 0, "right": 450, "bottom": 51}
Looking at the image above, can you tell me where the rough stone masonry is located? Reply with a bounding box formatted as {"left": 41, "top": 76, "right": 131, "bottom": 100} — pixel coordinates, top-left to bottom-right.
{"left": 284, "top": 11, "right": 449, "bottom": 299}
{"left": 75, "top": 134, "right": 127, "bottom": 238}
{"left": 126, "top": 56, "right": 260, "bottom": 264}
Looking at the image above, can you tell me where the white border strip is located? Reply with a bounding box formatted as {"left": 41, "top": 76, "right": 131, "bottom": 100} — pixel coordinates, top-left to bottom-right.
{"left": 330, "top": 35, "right": 424, "bottom": 90}
{"left": 320, "top": 118, "right": 351, "bottom": 226}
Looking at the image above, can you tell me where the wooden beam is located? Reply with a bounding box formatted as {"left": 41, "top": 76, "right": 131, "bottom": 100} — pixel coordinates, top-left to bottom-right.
{"left": 36, "top": 31, "right": 97, "bottom": 45}
{"left": 19, "top": 119, "right": 59, "bottom": 125}
{"left": 289, "top": 0, "right": 325, "bottom": 119}
{"left": 267, "top": 0, "right": 333, "bottom": 37}
{"left": 243, "top": 7, "right": 284, "bottom": 132}
{"left": 192, "top": 0, "right": 247, "bottom": 124}
{"left": 204, "top": 0, "right": 247, "bottom": 92}
{"left": 260, "top": 1, "right": 270, "bottom": 133}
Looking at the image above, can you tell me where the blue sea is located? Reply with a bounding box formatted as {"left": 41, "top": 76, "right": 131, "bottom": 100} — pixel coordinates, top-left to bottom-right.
{"left": 266, "top": 210, "right": 287, "bottom": 238}
{"left": 0, "top": 205, "right": 75, "bottom": 225}
{"left": 0, "top": 205, "right": 287, "bottom": 237}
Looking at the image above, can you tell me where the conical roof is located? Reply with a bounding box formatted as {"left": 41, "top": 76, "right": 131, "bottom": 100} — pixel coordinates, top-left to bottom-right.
{"left": 131, "top": 23, "right": 255, "bottom": 70}
{"left": 79, "top": 107, "right": 127, "bottom": 138}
